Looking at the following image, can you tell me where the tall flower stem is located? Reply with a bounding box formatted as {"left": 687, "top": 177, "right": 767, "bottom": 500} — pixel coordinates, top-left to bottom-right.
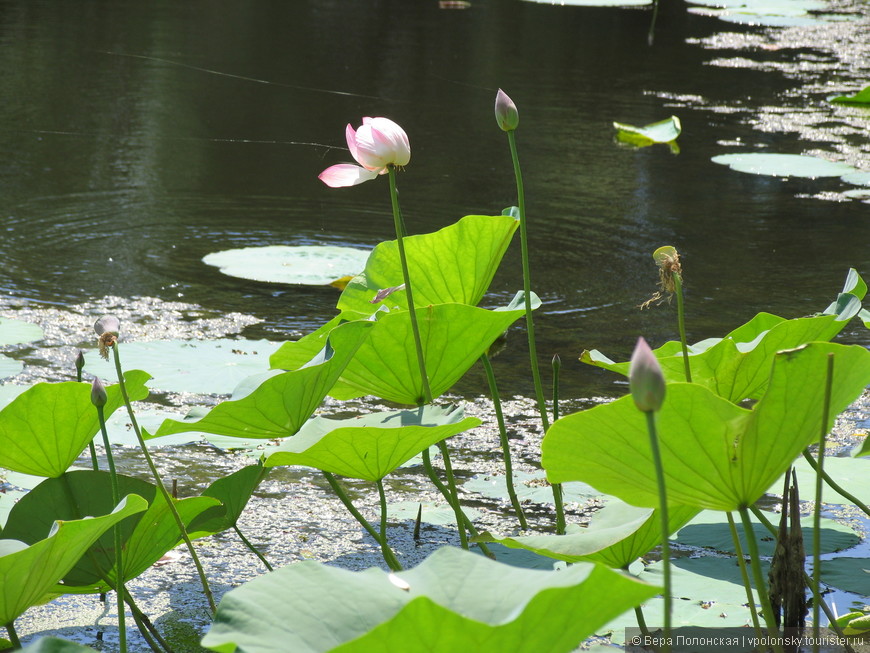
{"left": 673, "top": 274, "right": 692, "bottom": 383}
{"left": 813, "top": 353, "right": 835, "bottom": 648}
{"left": 387, "top": 166, "right": 431, "bottom": 406}
{"left": 481, "top": 353, "right": 527, "bottom": 530}
{"left": 96, "top": 402, "right": 127, "bottom": 653}
{"left": 726, "top": 511, "right": 763, "bottom": 639}
{"left": 322, "top": 471, "right": 401, "bottom": 571}
{"left": 506, "top": 130, "right": 564, "bottom": 534}
{"left": 75, "top": 354, "right": 100, "bottom": 472}
{"left": 645, "top": 411, "right": 671, "bottom": 653}
{"left": 110, "top": 345, "right": 216, "bottom": 614}
{"left": 739, "top": 506, "right": 784, "bottom": 653}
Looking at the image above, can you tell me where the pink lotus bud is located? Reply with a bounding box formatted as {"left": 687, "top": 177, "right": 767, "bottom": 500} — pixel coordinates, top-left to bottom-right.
{"left": 494, "top": 89, "right": 519, "bottom": 132}
{"left": 629, "top": 337, "right": 666, "bottom": 413}
{"left": 319, "top": 117, "right": 410, "bottom": 188}
{"left": 91, "top": 377, "right": 108, "bottom": 408}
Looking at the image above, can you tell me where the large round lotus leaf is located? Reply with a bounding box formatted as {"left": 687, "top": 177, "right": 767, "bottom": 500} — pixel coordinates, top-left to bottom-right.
{"left": 202, "top": 245, "right": 370, "bottom": 285}
{"left": 673, "top": 509, "right": 859, "bottom": 556}
{"left": 712, "top": 153, "right": 857, "bottom": 178}
{"left": 0, "top": 355, "right": 22, "bottom": 380}
{"left": 387, "top": 501, "right": 481, "bottom": 526}
{"left": 842, "top": 172, "right": 870, "bottom": 186}
{"left": 202, "top": 546, "right": 660, "bottom": 653}
{"left": 0, "top": 317, "right": 43, "bottom": 345}
{"left": 85, "top": 339, "right": 280, "bottom": 395}
{"left": 820, "top": 558, "right": 870, "bottom": 597}
{"left": 464, "top": 470, "right": 602, "bottom": 505}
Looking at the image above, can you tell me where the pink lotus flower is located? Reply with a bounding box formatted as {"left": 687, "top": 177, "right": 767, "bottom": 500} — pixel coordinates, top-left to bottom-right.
{"left": 319, "top": 117, "right": 411, "bottom": 188}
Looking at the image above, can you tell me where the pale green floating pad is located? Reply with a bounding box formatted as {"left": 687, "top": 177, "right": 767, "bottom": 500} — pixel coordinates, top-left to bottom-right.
{"left": 85, "top": 338, "right": 281, "bottom": 395}
{"left": 202, "top": 245, "right": 370, "bottom": 285}
{"left": 842, "top": 171, "right": 870, "bottom": 186}
{"left": 0, "top": 317, "right": 44, "bottom": 345}
{"left": 464, "top": 470, "right": 602, "bottom": 505}
{"left": 524, "top": 0, "right": 651, "bottom": 5}
{"left": 819, "top": 558, "right": 870, "bottom": 597}
{"left": 781, "top": 456, "right": 870, "bottom": 505}
{"left": 387, "top": 501, "right": 481, "bottom": 526}
{"left": 0, "top": 356, "right": 22, "bottom": 380}
{"left": 712, "top": 153, "right": 857, "bottom": 178}
{"left": 673, "top": 509, "right": 859, "bottom": 556}
{"left": 20, "top": 638, "right": 97, "bottom": 652}
{"left": 0, "top": 384, "right": 28, "bottom": 409}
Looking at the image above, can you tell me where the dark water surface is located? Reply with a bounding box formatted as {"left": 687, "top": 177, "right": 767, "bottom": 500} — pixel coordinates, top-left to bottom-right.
{"left": 1, "top": 0, "right": 868, "bottom": 400}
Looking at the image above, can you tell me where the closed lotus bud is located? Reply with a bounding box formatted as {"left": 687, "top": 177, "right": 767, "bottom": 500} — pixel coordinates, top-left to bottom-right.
{"left": 494, "top": 89, "right": 519, "bottom": 132}
{"left": 75, "top": 350, "right": 85, "bottom": 374}
{"left": 91, "top": 377, "right": 108, "bottom": 408}
{"left": 629, "top": 337, "right": 666, "bottom": 413}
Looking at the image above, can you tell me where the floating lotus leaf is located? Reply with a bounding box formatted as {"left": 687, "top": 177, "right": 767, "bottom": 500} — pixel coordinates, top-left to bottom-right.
{"left": 0, "top": 371, "right": 150, "bottom": 477}
{"left": 263, "top": 405, "right": 480, "bottom": 481}
{"left": 85, "top": 339, "right": 280, "bottom": 395}
{"left": 829, "top": 85, "right": 870, "bottom": 105}
{"left": 613, "top": 116, "right": 681, "bottom": 151}
{"left": 337, "top": 214, "right": 518, "bottom": 313}
{"left": 156, "top": 321, "right": 372, "bottom": 440}
{"left": 464, "top": 470, "right": 602, "bottom": 505}
{"left": 819, "top": 558, "right": 870, "bottom": 596}
{"left": 387, "top": 501, "right": 481, "bottom": 526}
{"left": 581, "top": 269, "right": 864, "bottom": 403}
{"left": 202, "top": 546, "right": 660, "bottom": 653}
{"left": 0, "top": 317, "right": 44, "bottom": 345}
{"left": 0, "top": 494, "right": 147, "bottom": 625}
{"left": 1, "top": 471, "right": 220, "bottom": 593}
{"left": 711, "top": 153, "right": 857, "bottom": 178}
{"left": 784, "top": 456, "right": 870, "bottom": 505}
{"left": 0, "top": 384, "right": 30, "bottom": 410}
{"left": 476, "top": 500, "right": 699, "bottom": 569}
{"left": 523, "top": 0, "right": 651, "bottom": 5}
{"left": 673, "top": 509, "right": 860, "bottom": 556}
{"left": 0, "top": 355, "right": 21, "bottom": 380}
{"left": 545, "top": 343, "right": 870, "bottom": 511}
{"left": 202, "top": 244, "right": 370, "bottom": 285}
{"left": 842, "top": 172, "right": 870, "bottom": 186}
{"left": 20, "top": 637, "right": 97, "bottom": 652}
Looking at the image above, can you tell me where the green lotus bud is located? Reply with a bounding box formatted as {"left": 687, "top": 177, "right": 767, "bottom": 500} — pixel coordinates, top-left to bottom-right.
{"left": 629, "top": 337, "right": 665, "bottom": 413}
{"left": 75, "top": 350, "right": 85, "bottom": 374}
{"left": 495, "top": 89, "right": 519, "bottom": 132}
{"left": 91, "top": 377, "right": 108, "bottom": 408}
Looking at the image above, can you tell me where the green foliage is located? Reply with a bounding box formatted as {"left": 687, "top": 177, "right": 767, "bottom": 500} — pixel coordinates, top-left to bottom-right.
{"left": 613, "top": 116, "right": 681, "bottom": 152}
{"left": 0, "top": 371, "right": 150, "bottom": 477}
{"left": 545, "top": 342, "right": 870, "bottom": 510}
{"left": 0, "top": 494, "right": 146, "bottom": 625}
{"left": 829, "top": 84, "right": 870, "bottom": 105}
{"left": 201, "top": 546, "right": 660, "bottom": 653}
{"left": 263, "top": 405, "right": 480, "bottom": 481}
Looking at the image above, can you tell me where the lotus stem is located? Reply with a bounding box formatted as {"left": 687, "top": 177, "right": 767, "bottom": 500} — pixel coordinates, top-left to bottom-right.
{"left": 633, "top": 605, "right": 652, "bottom": 639}
{"left": 75, "top": 355, "right": 100, "bottom": 472}
{"left": 645, "top": 411, "right": 671, "bottom": 653}
{"left": 505, "top": 130, "right": 564, "bottom": 534}
{"left": 436, "top": 441, "right": 468, "bottom": 549}
{"left": 552, "top": 354, "right": 561, "bottom": 422}
{"left": 813, "top": 353, "right": 835, "bottom": 648}
{"left": 110, "top": 344, "right": 216, "bottom": 615}
{"left": 481, "top": 353, "right": 528, "bottom": 530}
{"left": 96, "top": 403, "right": 127, "bottom": 653}
{"left": 387, "top": 165, "right": 432, "bottom": 406}
{"left": 750, "top": 506, "right": 856, "bottom": 653}
{"left": 726, "top": 511, "right": 763, "bottom": 639}
{"left": 233, "top": 525, "right": 273, "bottom": 572}
{"left": 647, "top": 0, "right": 661, "bottom": 46}
{"left": 322, "top": 471, "right": 401, "bottom": 571}
{"left": 673, "top": 274, "right": 692, "bottom": 383}
{"left": 420, "top": 448, "right": 494, "bottom": 558}
{"left": 5, "top": 622, "right": 20, "bottom": 649}
{"left": 123, "top": 589, "right": 172, "bottom": 653}
{"left": 738, "top": 506, "right": 784, "bottom": 653}
{"left": 376, "top": 479, "right": 401, "bottom": 571}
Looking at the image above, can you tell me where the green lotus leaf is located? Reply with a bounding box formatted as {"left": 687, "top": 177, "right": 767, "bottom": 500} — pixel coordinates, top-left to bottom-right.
{"left": 1, "top": 471, "right": 219, "bottom": 593}
{"left": 336, "top": 214, "right": 518, "bottom": 314}
{"left": 0, "top": 317, "right": 44, "bottom": 345}
{"left": 819, "top": 558, "right": 870, "bottom": 596}
{"left": 20, "top": 637, "right": 98, "bottom": 652}
{"left": 263, "top": 405, "right": 480, "bottom": 481}
{"left": 464, "top": 470, "right": 602, "bottom": 505}
{"left": 0, "top": 355, "right": 21, "bottom": 380}
{"left": 156, "top": 321, "right": 372, "bottom": 440}
{"left": 85, "top": 339, "right": 281, "bottom": 395}
{"left": 203, "top": 244, "right": 371, "bottom": 285}
{"left": 711, "top": 153, "right": 857, "bottom": 178}
{"left": 524, "top": 0, "right": 651, "bottom": 5}
{"left": 0, "top": 371, "right": 150, "bottom": 477}
{"left": 613, "top": 116, "right": 681, "bottom": 149}
{"left": 202, "top": 546, "right": 660, "bottom": 653}
{"left": 476, "top": 500, "right": 698, "bottom": 569}
{"left": 545, "top": 343, "right": 870, "bottom": 511}
{"left": 581, "top": 269, "right": 864, "bottom": 403}
{"left": 0, "top": 494, "right": 147, "bottom": 625}
{"left": 387, "top": 501, "right": 481, "bottom": 526}
{"left": 330, "top": 292, "right": 538, "bottom": 405}
{"left": 829, "top": 85, "right": 870, "bottom": 105}
{"left": 784, "top": 456, "right": 870, "bottom": 505}
{"left": 187, "top": 464, "right": 269, "bottom": 534}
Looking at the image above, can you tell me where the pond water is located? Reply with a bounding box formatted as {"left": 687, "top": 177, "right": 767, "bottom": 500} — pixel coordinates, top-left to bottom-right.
{"left": 1, "top": 0, "right": 868, "bottom": 401}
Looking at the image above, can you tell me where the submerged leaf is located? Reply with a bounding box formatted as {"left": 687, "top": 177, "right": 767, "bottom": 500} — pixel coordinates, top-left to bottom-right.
{"left": 202, "top": 546, "right": 660, "bottom": 653}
